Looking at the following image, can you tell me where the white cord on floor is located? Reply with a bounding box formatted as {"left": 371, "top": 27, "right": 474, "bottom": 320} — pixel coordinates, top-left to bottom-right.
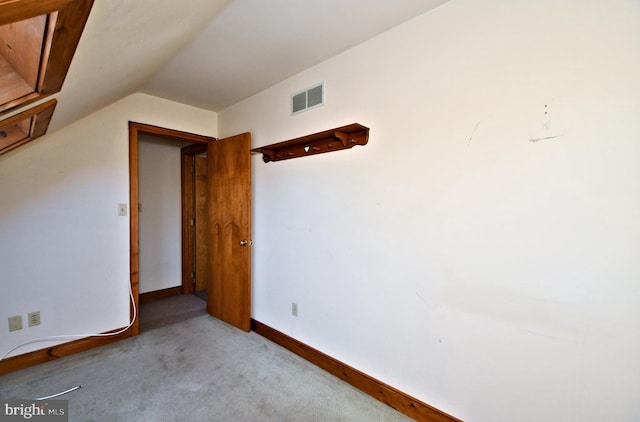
{"left": 0, "top": 281, "right": 137, "bottom": 362}
{"left": 35, "top": 385, "right": 82, "bottom": 400}
{"left": 2, "top": 281, "right": 137, "bottom": 400}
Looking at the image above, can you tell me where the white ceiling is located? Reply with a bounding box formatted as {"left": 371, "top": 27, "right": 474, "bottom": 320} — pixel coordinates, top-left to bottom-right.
{"left": 50, "top": 0, "right": 449, "bottom": 131}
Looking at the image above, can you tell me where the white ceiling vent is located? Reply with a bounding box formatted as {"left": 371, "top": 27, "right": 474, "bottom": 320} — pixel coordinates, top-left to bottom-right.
{"left": 291, "top": 82, "right": 324, "bottom": 115}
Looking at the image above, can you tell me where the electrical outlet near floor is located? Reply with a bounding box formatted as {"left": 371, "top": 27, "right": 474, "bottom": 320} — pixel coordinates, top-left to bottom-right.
{"left": 28, "top": 311, "right": 41, "bottom": 327}
{"left": 292, "top": 302, "right": 298, "bottom": 317}
{"left": 8, "top": 315, "right": 22, "bottom": 331}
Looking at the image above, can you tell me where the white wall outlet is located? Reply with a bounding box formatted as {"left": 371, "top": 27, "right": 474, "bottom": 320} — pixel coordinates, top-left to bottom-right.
{"left": 8, "top": 315, "right": 22, "bottom": 331}
{"left": 28, "top": 311, "right": 40, "bottom": 327}
{"left": 292, "top": 302, "right": 298, "bottom": 317}
{"left": 118, "top": 203, "right": 128, "bottom": 216}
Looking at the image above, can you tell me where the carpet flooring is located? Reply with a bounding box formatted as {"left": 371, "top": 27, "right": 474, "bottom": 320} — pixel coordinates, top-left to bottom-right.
{"left": 1, "top": 308, "right": 411, "bottom": 421}
{"left": 139, "top": 293, "right": 207, "bottom": 332}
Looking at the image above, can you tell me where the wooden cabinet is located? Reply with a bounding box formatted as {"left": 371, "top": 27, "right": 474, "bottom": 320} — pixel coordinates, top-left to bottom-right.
{"left": 0, "top": 99, "right": 56, "bottom": 156}
{"left": 0, "top": 0, "right": 93, "bottom": 154}
{"left": 0, "top": 0, "right": 93, "bottom": 117}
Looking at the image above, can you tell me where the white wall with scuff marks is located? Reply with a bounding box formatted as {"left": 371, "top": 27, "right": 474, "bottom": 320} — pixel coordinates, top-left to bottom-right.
{"left": 219, "top": 0, "right": 640, "bottom": 420}
{"left": 0, "top": 94, "right": 217, "bottom": 357}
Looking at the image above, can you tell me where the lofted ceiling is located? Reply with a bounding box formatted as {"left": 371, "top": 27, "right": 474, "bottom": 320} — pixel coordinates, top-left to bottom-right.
{"left": 47, "top": 0, "right": 449, "bottom": 132}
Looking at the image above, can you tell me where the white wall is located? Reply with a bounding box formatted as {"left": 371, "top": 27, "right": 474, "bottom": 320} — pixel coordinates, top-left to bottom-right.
{"left": 218, "top": 0, "right": 640, "bottom": 421}
{"left": 139, "top": 135, "right": 189, "bottom": 294}
{"left": 0, "top": 93, "right": 216, "bottom": 357}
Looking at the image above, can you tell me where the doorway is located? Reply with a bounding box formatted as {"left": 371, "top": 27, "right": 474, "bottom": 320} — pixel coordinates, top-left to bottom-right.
{"left": 136, "top": 135, "right": 206, "bottom": 331}
{"left": 128, "top": 122, "right": 252, "bottom": 336}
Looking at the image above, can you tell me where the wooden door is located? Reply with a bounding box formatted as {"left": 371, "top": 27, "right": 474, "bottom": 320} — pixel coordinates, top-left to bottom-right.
{"left": 207, "top": 132, "right": 252, "bottom": 331}
{"left": 180, "top": 143, "right": 208, "bottom": 295}
{"left": 194, "top": 156, "right": 209, "bottom": 292}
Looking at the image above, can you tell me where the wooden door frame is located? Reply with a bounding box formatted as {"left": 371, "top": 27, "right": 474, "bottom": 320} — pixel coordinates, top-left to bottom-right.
{"left": 180, "top": 143, "right": 208, "bottom": 295}
{"left": 128, "top": 121, "right": 216, "bottom": 335}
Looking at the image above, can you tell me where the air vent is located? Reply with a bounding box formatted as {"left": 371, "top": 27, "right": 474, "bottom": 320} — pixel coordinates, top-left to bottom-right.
{"left": 291, "top": 82, "right": 324, "bottom": 114}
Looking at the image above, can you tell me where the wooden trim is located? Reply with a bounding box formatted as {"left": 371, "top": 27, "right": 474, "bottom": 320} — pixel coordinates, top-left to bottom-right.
{"left": 128, "top": 121, "right": 216, "bottom": 332}
{"left": 0, "top": 92, "right": 42, "bottom": 116}
{"left": 0, "top": 0, "right": 75, "bottom": 24}
{"left": 0, "top": 326, "right": 132, "bottom": 376}
{"left": 129, "top": 121, "right": 216, "bottom": 304}
{"left": 251, "top": 319, "right": 462, "bottom": 422}
{"left": 128, "top": 123, "right": 141, "bottom": 337}
{"left": 39, "top": 1, "right": 93, "bottom": 96}
{"left": 129, "top": 122, "right": 217, "bottom": 144}
{"left": 31, "top": 99, "right": 57, "bottom": 138}
{"left": 139, "top": 286, "right": 183, "bottom": 304}
{"left": 181, "top": 143, "right": 209, "bottom": 155}
{"left": 0, "top": 99, "right": 57, "bottom": 156}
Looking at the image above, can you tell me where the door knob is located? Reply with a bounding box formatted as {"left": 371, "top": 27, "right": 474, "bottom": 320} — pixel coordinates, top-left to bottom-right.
{"left": 240, "top": 239, "right": 253, "bottom": 246}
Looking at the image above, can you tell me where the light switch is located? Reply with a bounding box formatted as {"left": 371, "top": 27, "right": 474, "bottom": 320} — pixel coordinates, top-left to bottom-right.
{"left": 8, "top": 315, "right": 22, "bottom": 331}
{"left": 118, "top": 203, "right": 128, "bottom": 216}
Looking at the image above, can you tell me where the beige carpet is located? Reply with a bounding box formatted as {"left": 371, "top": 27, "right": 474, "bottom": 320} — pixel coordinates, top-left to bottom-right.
{"left": 1, "top": 311, "right": 411, "bottom": 421}
{"left": 139, "top": 293, "right": 206, "bottom": 332}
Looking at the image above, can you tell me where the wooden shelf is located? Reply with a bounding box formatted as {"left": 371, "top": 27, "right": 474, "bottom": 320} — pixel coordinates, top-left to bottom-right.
{"left": 251, "top": 123, "right": 369, "bottom": 163}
